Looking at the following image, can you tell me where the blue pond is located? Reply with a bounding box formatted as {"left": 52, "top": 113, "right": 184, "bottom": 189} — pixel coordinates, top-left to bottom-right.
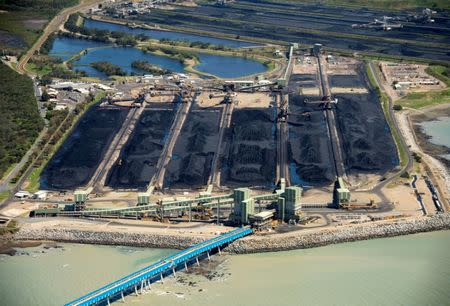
{"left": 74, "top": 46, "right": 185, "bottom": 79}
{"left": 195, "top": 53, "right": 267, "bottom": 78}
{"left": 49, "top": 37, "right": 267, "bottom": 79}
{"left": 84, "top": 19, "right": 258, "bottom": 48}
{"left": 49, "top": 37, "right": 107, "bottom": 61}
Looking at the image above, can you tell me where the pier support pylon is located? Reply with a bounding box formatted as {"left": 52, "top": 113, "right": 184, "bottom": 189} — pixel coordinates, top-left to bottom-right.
{"left": 184, "top": 261, "right": 188, "bottom": 271}
{"left": 207, "top": 251, "right": 211, "bottom": 261}
{"left": 196, "top": 256, "right": 200, "bottom": 266}
{"left": 160, "top": 272, "right": 164, "bottom": 283}
{"left": 121, "top": 291, "right": 125, "bottom": 302}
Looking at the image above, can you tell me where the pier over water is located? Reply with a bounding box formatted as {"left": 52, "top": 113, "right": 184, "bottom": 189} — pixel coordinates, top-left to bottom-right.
{"left": 65, "top": 227, "right": 252, "bottom": 306}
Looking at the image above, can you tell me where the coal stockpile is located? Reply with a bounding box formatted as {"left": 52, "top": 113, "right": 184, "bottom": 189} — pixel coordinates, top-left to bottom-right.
{"left": 220, "top": 109, "right": 276, "bottom": 187}
{"left": 143, "top": 2, "right": 450, "bottom": 62}
{"left": 40, "top": 105, "right": 129, "bottom": 190}
{"left": 288, "top": 74, "right": 335, "bottom": 186}
{"left": 106, "top": 108, "right": 175, "bottom": 189}
{"left": 329, "top": 74, "right": 365, "bottom": 88}
{"left": 333, "top": 70, "right": 398, "bottom": 174}
{"left": 164, "top": 109, "right": 221, "bottom": 189}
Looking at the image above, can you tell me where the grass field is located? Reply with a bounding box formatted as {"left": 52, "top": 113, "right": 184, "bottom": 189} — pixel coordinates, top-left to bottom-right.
{"left": 398, "top": 88, "right": 450, "bottom": 109}
{"left": 426, "top": 65, "right": 450, "bottom": 86}
{"left": 0, "top": 190, "right": 10, "bottom": 204}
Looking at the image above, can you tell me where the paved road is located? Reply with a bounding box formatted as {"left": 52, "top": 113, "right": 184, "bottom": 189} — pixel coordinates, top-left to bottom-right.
{"left": 368, "top": 61, "right": 413, "bottom": 190}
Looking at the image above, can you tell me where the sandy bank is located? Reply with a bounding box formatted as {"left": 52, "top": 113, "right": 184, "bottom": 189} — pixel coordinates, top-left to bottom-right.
{"left": 11, "top": 214, "right": 450, "bottom": 254}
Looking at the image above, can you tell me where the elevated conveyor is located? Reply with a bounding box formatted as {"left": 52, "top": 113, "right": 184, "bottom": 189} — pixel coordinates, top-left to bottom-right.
{"left": 65, "top": 227, "right": 252, "bottom": 306}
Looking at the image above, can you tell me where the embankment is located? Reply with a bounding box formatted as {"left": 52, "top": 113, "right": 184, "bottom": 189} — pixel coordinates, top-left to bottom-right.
{"left": 228, "top": 213, "right": 450, "bottom": 253}
{"left": 12, "top": 213, "right": 450, "bottom": 254}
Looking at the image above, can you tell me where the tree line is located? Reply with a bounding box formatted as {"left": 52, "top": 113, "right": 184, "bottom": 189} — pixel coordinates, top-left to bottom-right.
{"left": 64, "top": 14, "right": 140, "bottom": 47}
{"left": 0, "top": 63, "right": 44, "bottom": 178}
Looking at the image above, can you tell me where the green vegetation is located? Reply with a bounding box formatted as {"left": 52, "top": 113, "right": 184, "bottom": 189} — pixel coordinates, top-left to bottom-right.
{"left": 398, "top": 89, "right": 450, "bottom": 109}
{"left": 425, "top": 65, "right": 450, "bottom": 86}
{"left": 159, "top": 38, "right": 229, "bottom": 51}
{"left": 0, "top": 0, "right": 79, "bottom": 51}
{"left": 64, "top": 14, "right": 139, "bottom": 46}
{"left": 131, "top": 61, "right": 170, "bottom": 75}
{"left": 0, "top": 190, "right": 10, "bottom": 203}
{"left": 23, "top": 92, "right": 104, "bottom": 192}
{"left": 365, "top": 62, "right": 408, "bottom": 168}
{"left": 0, "top": 63, "right": 43, "bottom": 178}
{"left": 39, "top": 33, "right": 56, "bottom": 54}
{"left": 144, "top": 45, "right": 198, "bottom": 64}
{"left": 91, "top": 61, "right": 126, "bottom": 76}
{"left": 27, "top": 52, "right": 87, "bottom": 79}
{"left": 393, "top": 104, "right": 403, "bottom": 111}
{"left": 412, "top": 152, "right": 422, "bottom": 163}
{"left": 0, "top": 220, "right": 19, "bottom": 235}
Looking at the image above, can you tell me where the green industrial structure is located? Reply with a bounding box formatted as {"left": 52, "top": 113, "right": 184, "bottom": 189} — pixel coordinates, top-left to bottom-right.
{"left": 334, "top": 177, "right": 351, "bottom": 207}
{"left": 276, "top": 186, "right": 302, "bottom": 222}
{"left": 32, "top": 184, "right": 308, "bottom": 226}
{"left": 232, "top": 188, "right": 254, "bottom": 224}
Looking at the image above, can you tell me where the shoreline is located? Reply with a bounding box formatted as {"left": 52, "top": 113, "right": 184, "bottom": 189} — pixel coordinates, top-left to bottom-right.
{"left": 411, "top": 104, "right": 450, "bottom": 172}
{"left": 8, "top": 213, "right": 450, "bottom": 254}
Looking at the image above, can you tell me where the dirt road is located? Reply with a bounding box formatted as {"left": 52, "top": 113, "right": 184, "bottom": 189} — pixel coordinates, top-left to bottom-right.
{"left": 16, "top": 0, "right": 104, "bottom": 76}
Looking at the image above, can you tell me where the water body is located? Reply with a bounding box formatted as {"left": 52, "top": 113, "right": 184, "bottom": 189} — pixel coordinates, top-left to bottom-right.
{"left": 421, "top": 116, "right": 450, "bottom": 149}
{"left": 84, "top": 19, "right": 257, "bottom": 48}
{"left": 195, "top": 53, "right": 267, "bottom": 78}
{"left": 73, "top": 46, "right": 185, "bottom": 78}
{"left": 49, "top": 37, "right": 266, "bottom": 78}
{"left": 49, "top": 37, "right": 108, "bottom": 61}
{"left": 2, "top": 231, "right": 449, "bottom": 306}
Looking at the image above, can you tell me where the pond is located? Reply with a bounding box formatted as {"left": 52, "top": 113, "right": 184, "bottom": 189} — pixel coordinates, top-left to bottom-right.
{"left": 49, "top": 37, "right": 267, "bottom": 79}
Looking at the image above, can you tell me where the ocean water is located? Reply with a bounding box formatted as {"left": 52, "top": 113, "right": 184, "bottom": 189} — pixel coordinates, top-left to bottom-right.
{"left": 1, "top": 231, "right": 449, "bottom": 306}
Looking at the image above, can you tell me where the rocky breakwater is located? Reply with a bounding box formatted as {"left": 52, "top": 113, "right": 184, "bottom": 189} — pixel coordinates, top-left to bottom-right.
{"left": 227, "top": 213, "right": 450, "bottom": 254}
{"left": 13, "top": 221, "right": 213, "bottom": 250}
